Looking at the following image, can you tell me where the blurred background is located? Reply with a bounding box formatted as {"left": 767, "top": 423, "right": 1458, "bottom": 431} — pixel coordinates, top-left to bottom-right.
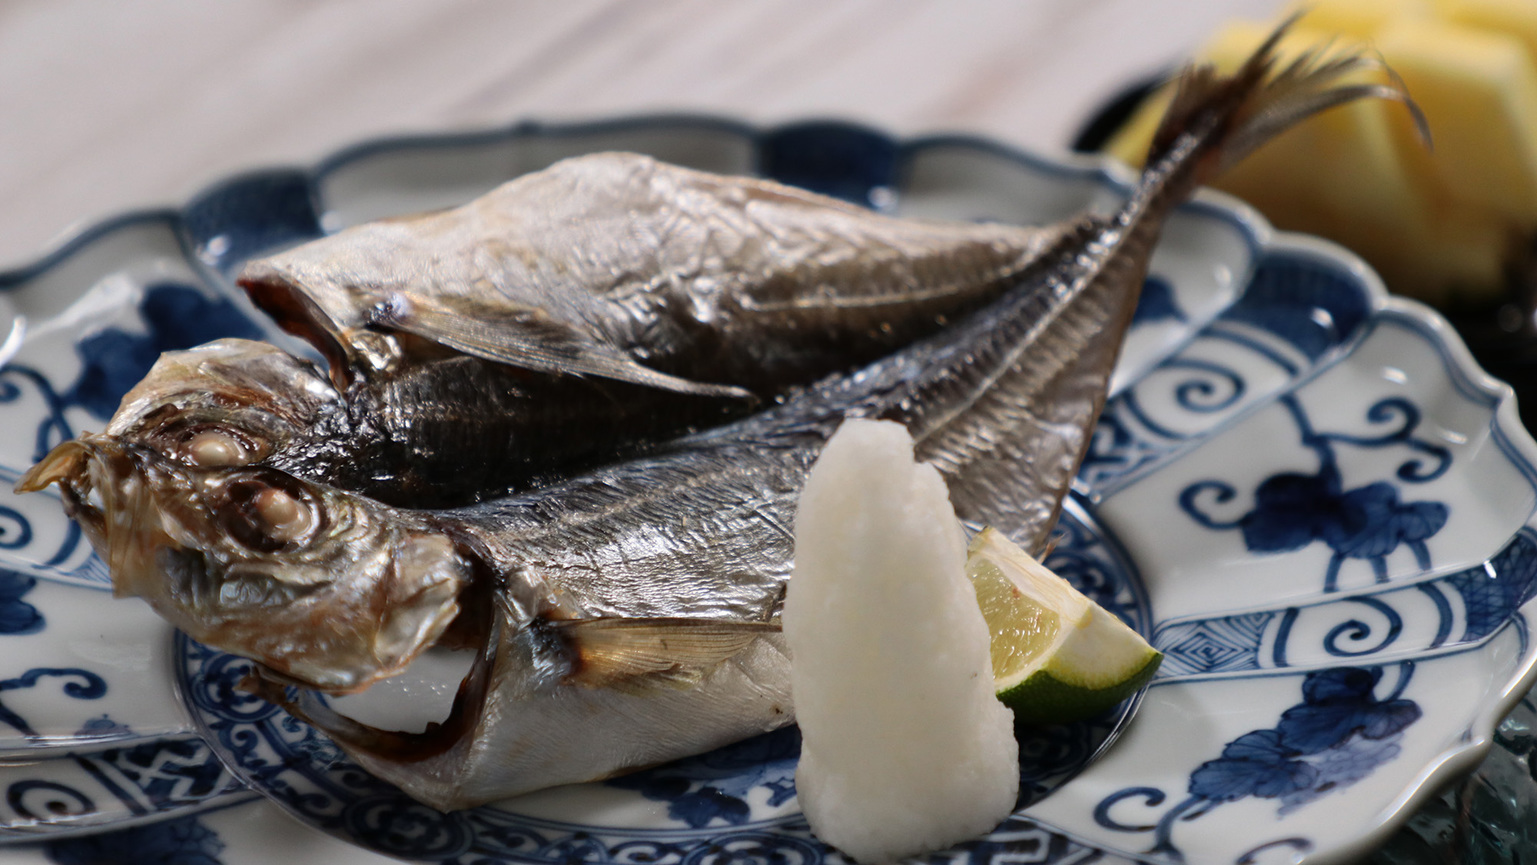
{"left": 0, "top": 0, "right": 1284, "bottom": 269}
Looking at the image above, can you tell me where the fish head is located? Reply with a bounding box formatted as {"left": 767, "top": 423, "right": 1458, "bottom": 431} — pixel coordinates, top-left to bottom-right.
{"left": 106, "top": 338, "right": 340, "bottom": 473}
{"left": 17, "top": 435, "right": 470, "bottom": 694}
{"left": 238, "top": 230, "right": 427, "bottom": 388}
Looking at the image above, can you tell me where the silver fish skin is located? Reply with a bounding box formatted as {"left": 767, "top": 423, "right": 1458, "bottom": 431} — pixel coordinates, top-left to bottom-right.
{"left": 261, "top": 29, "right": 1427, "bottom": 809}
{"left": 272, "top": 218, "right": 1167, "bottom": 806}
{"left": 17, "top": 25, "right": 1423, "bottom": 809}
{"left": 110, "top": 156, "right": 1075, "bottom": 508}
{"left": 16, "top": 163, "right": 1131, "bottom": 804}
{"left": 237, "top": 151, "right": 1068, "bottom": 398}
{"left": 17, "top": 435, "right": 469, "bottom": 693}
{"left": 107, "top": 338, "right": 748, "bottom": 509}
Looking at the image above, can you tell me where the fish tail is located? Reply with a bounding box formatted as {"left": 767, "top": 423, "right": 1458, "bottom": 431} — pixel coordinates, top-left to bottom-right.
{"left": 901, "top": 19, "right": 1428, "bottom": 553}
{"left": 1131, "top": 12, "right": 1429, "bottom": 224}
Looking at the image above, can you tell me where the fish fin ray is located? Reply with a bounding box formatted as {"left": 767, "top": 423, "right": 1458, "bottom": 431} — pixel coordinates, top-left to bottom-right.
{"left": 1147, "top": 13, "right": 1427, "bottom": 195}
{"left": 372, "top": 294, "right": 753, "bottom": 400}
{"left": 909, "top": 21, "right": 1429, "bottom": 552}
{"left": 554, "top": 617, "right": 779, "bottom": 689}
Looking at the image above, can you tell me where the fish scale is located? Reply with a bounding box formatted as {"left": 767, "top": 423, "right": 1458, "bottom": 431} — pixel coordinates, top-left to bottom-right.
{"left": 311, "top": 208, "right": 1145, "bottom": 806}
{"left": 17, "top": 19, "right": 1427, "bottom": 811}
{"left": 215, "top": 152, "right": 1068, "bottom": 507}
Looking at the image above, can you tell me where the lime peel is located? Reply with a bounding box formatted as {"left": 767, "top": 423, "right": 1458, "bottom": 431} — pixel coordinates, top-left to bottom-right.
{"left": 967, "top": 527, "right": 1162, "bottom": 726}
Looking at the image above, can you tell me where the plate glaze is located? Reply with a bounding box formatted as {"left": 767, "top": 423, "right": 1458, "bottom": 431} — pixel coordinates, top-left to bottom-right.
{"left": 0, "top": 116, "right": 1533, "bottom": 865}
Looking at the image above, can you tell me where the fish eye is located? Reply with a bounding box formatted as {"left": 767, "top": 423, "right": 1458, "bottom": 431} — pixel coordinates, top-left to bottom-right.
{"left": 254, "top": 486, "right": 314, "bottom": 542}
{"left": 143, "top": 420, "right": 270, "bottom": 470}
{"left": 186, "top": 430, "right": 255, "bottom": 467}
{"left": 217, "top": 474, "right": 321, "bottom": 552}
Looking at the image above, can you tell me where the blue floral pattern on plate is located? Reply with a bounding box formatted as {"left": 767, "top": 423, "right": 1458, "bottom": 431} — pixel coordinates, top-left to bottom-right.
{"left": 45, "top": 814, "right": 228, "bottom": 865}
{"left": 0, "top": 570, "right": 43, "bottom": 635}
{"left": 1096, "top": 666, "right": 1423, "bottom": 863}
{"left": 0, "top": 116, "right": 1533, "bottom": 865}
{"left": 1180, "top": 393, "right": 1451, "bottom": 592}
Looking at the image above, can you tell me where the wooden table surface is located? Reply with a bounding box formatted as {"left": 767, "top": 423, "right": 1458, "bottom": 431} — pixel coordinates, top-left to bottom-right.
{"left": 0, "top": 0, "right": 1286, "bottom": 270}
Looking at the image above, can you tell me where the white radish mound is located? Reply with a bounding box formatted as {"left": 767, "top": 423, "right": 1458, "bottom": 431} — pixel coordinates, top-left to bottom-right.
{"left": 784, "top": 418, "right": 1018, "bottom": 864}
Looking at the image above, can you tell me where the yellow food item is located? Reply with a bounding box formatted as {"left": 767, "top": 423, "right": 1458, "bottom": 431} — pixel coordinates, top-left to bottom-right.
{"left": 1437, "top": 0, "right": 1537, "bottom": 62}
{"left": 1301, "top": 0, "right": 1433, "bottom": 38}
{"left": 1379, "top": 19, "right": 1537, "bottom": 223}
{"left": 1104, "top": 0, "right": 1537, "bottom": 303}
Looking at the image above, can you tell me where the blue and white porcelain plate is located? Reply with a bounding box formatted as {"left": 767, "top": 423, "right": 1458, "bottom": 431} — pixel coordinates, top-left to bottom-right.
{"left": 1, "top": 116, "right": 1535, "bottom": 865}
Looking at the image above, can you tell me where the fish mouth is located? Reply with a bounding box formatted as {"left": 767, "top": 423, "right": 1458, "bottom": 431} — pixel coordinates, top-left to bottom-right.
{"left": 19, "top": 435, "right": 470, "bottom": 696}
{"left": 18, "top": 435, "right": 207, "bottom": 604}
{"left": 16, "top": 436, "right": 297, "bottom": 626}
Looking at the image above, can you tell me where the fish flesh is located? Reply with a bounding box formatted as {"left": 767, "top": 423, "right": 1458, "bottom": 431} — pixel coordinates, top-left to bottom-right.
{"left": 18, "top": 25, "right": 1420, "bottom": 809}
{"left": 111, "top": 154, "right": 1078, "bottom": 509}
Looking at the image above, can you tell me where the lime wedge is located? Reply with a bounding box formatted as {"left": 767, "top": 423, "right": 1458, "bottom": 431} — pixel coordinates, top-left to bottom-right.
{"left": 967, "top": 527, "right": 1162, "bottom": 725}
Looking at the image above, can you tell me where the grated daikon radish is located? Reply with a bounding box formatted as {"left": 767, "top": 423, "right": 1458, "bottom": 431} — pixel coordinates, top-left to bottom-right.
{"left": 783, "top": 418, "right": 1018, "bottom": 864}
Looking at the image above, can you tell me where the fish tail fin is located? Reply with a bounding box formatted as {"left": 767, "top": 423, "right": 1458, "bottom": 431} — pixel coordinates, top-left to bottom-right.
{"left": 1137, "top": 12, "right": 1428, "bottom": 213}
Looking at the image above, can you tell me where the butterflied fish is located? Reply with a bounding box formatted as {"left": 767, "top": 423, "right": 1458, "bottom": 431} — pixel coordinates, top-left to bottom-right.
{"left": 120, "top": 152, "right": 1076, "bottom": 508}
{"left": 18, "top": 25, "right": 1421, "bottom": 809}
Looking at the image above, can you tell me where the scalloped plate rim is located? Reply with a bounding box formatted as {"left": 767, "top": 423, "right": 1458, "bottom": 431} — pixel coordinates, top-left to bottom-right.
{"left": 0, "top": 113, "right": 1533, "bottom": 865}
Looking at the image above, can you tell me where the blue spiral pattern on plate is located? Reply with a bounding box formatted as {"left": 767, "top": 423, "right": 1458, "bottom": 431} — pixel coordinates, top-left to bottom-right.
{"left": 0, "top": 668, "right": 107, "bottom": 741}
{"left": 175, "top": 504, "right": 1148, "bottom": 864}
{"left": 1080, "top": 250, "right": 1371, "bottom": 496}
{"left": 1153, "top": 530, "right": 1537, "bottom": 679}
{"left": 0, "top": 114, "right": 1532, "bottom": 864}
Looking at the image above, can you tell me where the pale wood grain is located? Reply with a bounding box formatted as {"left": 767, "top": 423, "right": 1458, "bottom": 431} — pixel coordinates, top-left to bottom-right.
{"left": 0, "top": 0, "right": 1285, "bottom": 269}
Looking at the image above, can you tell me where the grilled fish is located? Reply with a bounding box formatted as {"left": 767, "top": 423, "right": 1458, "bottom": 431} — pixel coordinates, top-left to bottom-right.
{"left": 239, "top": 151, "right": 1071, "bottom": 398}
{"left": 106, "top": 337, "right": 746, "bottom": 508}
{"left": 18, "top": 25, "right": 1420, "bottom": 809}
{"left": 113, "top": 154, "right": 1078, "bottom": 509}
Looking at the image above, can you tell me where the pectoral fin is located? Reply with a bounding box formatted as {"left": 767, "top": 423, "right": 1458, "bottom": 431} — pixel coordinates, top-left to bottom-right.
{"left": 553, "top": 617, "right": 780, "bottom": 690}
{"left": 369, "top": 294, "right": 752, "bottom": 400}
